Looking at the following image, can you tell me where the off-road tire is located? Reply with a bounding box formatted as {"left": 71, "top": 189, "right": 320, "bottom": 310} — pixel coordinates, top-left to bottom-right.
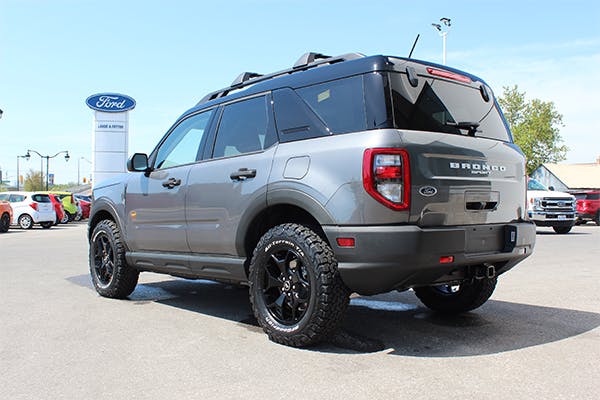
{"left": 553, "top": 226, "right": 572, "bottom": 234}
{"left": 89, "top": 219, "right": 139, "bottom": 299}
{"left": 18, "top": 214, "right": 33, "bottom": 229}
{"left": 249, "top": 223, "right": 349, "bottom": 347}
{"left": 414, "top": 276, "right": 497, "bottom": 314}
{"left": 0, "top": 213, "right": 10, "bottom": 233}
{"left": 41, "top": 222, "right": 53, "bottom": 229}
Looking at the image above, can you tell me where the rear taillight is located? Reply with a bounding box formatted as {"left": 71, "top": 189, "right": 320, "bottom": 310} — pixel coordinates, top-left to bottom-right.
{"left": 363, "top": 148, "right": 410, "bottom": 210}
{"left": 30, "top": 202, "right": 38, "bottom": 211}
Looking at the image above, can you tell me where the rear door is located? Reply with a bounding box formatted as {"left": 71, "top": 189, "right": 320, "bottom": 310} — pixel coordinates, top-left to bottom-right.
{"left": 186, "top": 94, "right": 277, "bottom": 256}
{"left": 125, "top": 109, "right": 215, "bottom": 252}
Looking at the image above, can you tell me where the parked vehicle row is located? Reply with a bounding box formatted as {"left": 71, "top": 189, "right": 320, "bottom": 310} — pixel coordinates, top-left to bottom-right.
{"left": 0, "top": 191, "right": 91, "bottom": 231}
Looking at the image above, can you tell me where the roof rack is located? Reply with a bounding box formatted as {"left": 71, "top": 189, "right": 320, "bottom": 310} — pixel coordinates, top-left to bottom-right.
{"left": 197, "top": 52, "right": 365, "bottom": 105}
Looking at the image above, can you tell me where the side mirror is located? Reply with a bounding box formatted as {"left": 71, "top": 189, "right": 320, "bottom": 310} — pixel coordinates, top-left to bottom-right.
{"left": 127, "top": 153, "right": 149, "bottom": 172}
{"left": 548, "top": 186, "right": 555, "bottom": 191}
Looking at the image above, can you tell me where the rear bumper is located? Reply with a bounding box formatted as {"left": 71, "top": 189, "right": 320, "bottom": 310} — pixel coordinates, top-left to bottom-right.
{"left": 323, "top": 222, "right": 535, "bottom": 295}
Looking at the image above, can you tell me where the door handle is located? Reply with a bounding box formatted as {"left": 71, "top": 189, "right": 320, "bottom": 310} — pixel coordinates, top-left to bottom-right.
{"left": 230, "top": 168, "right": 257, "bottom": 181}
{"left": 162, "top": 177, "right": 182, "bottom": 189}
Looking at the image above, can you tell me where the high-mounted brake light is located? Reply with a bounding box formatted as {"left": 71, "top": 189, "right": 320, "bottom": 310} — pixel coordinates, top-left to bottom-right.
{"left": 363, "top": 148, "right": 410, "bottom": 211}
{"left": 426, "top": 67, "right": 471, "bottom": 83}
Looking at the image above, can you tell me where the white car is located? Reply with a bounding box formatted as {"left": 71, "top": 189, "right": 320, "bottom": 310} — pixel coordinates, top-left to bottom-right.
{"left": 0, "top": 191, "right": 56, "bottom": 229}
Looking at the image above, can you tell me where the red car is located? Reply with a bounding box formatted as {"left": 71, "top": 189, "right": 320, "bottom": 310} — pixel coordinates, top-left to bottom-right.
{"left": 48, "top": 194, "right": 66, "bottom": 225}
{"left": 79, "top": 199, "right": 91, "bottom": 219}
{"left": 574, "top": 191, "right": 600, "bottom": 225}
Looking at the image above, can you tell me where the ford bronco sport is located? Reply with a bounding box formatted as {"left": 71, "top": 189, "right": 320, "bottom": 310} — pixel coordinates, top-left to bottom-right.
{"left": 88, "top": 52, "right": 536, "bottom": 347}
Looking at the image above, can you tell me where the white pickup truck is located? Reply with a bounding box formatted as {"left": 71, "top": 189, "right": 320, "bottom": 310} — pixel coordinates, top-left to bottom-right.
{"left": 527, "top": 178, "right": 577, "bottom": 234}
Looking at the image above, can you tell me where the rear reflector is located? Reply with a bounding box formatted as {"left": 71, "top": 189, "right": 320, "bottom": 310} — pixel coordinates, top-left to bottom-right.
{"left": 336, "top": 238, "right": 356, "bottom": 248}
{"left": 439, "top": 256, "right": 454, "bottom": 264}
{"left": 426, "top": 67, "right": 471, "bottom": 83}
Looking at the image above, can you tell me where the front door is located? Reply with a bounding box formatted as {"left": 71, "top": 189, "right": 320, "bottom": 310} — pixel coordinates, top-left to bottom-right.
{"left": 125, "top": 109, "right": 215, "bottom": 252}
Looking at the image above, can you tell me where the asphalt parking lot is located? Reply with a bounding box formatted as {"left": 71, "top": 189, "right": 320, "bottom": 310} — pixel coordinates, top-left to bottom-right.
{"left": 1, "top": 222, "right": 599, "bottom": 399}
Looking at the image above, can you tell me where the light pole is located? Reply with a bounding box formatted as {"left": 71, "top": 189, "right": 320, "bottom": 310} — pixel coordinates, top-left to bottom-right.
{"left": 78, "top": 157, "right": 92, "bottom": 185}
{"left": 432, "top": 17, "right": 451, "bottom": 65}
{"left": 16, "top": 154, "right": 29, "bottom": 191}
{"left": 26, "top": 150, "right": 70, "bottom": 190}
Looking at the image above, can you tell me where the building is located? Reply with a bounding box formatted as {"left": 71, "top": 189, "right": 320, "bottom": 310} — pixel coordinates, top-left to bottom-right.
{"left": 531, "top": 157, "right": 600, "bottom": 192}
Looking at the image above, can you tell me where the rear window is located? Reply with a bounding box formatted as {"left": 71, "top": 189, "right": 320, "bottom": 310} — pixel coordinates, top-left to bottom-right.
{"left": 585, "top": 193, "right": 600, "bottom": 200}
{"left": 32, "top": 194, "right": 51, "bottom": 203}
{"left": 388, "top": 71, "right": 510, "bottom": 142}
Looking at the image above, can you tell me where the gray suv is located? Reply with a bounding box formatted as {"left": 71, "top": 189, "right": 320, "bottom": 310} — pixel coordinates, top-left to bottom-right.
{"left": 88, "top": 52, "right": 536, "bottom": 347}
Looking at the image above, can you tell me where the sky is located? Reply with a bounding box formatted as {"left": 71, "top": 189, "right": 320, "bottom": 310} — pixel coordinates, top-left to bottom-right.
{"left": 1, "top": 0, "right": 599, "bottom": 185}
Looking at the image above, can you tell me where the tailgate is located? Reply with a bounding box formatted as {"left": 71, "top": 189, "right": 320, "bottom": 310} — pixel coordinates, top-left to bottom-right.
{"left": 402, "top": 131, "right": 526, "bottom": 227}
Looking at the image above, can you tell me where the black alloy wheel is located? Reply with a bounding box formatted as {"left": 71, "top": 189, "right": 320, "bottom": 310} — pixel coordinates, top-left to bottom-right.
{"left": 260, "top": 247, "right": 311, "bottom": 325}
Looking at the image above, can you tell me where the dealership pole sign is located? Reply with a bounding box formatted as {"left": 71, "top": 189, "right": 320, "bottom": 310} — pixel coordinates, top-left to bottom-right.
{"left": 86, "top": 93, "right": 136, "bottom": 187}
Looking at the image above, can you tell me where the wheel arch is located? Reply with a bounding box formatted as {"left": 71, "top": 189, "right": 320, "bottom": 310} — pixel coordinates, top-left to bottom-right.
{"left": 238, "top": 198, "right": 333, "bottom": 277}
{"left": 88, "top": 199, "right": 126, "bottom": 243}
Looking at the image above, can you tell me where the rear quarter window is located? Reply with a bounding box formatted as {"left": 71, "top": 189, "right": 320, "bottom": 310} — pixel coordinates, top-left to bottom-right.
{"left": 296, "top": 75, "right": 366, "bottom": 134}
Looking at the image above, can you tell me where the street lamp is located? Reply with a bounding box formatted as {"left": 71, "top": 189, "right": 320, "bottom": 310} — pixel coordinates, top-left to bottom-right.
{"left": 26, "top": 150, "right": 70, "bottom": 190}
{"left": 16, "top": 154, "right": 29, "bottom": 191}
{"left": 78, "top": 157, "right": 92, "bottom": 185}
{"left": 432, "top": 17, "right": 451, "bottom": 65}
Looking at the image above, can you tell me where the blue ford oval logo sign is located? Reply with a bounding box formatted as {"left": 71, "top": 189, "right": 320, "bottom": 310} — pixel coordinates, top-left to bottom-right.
{"left": 86, "top": 93, "right": 136, "bottom": 113}
{"left": 419, "top": 186, "right": 438, "bottom": 197}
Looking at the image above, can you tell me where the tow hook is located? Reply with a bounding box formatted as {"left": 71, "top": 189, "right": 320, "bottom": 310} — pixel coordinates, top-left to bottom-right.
{"left": 475, "top": 264, "right": 496, "bottom": 280}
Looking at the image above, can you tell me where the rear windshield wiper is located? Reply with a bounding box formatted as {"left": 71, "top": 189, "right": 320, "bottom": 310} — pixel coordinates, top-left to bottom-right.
{"left": 445, "top": 121, "right": 480, "bottom": 136}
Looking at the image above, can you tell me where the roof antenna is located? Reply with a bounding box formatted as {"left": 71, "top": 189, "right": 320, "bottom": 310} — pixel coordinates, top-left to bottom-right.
{"left": 408, "top": 34, "right": 420, "bottom": 58}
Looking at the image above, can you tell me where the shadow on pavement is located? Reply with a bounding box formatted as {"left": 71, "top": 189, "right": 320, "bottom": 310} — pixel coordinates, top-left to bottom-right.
{"left": 67, "top": 275, "right": 600, "bottom": 356}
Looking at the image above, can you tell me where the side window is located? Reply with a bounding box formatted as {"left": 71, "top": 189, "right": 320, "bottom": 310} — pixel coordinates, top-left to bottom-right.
{"left": 296, "top": 75, "right": 366, "bottom": 134}
{"left": 9, "top": 194, "right": 25, "bottom": 202}
{"left": 273, "top": 88, "right": 329, "bottom": 142}
{"left": 154, "top": 109, "right": 214, "bottom": 169}
{"left": 212, "top": 96, "right": 272, "bottom": 158}
{"left": 0, "top": 194, "right": 8, "bottom": 201}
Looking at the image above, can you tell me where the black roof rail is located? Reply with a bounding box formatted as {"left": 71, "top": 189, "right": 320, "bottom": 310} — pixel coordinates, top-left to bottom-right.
{"left": 231, "top": 72, "right": 263, "bottom": 87}
{"left": 293, "top": 52, "right": 331, "bottom": 69}
{"left": 197, "top": 52, "right": 366, "bottom": 105}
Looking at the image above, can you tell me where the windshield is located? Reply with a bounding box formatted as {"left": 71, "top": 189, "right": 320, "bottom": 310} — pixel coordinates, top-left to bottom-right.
{"left": 388, "top": 71, "right": 511, "bottom": 142}
{"left": 527, "top": 178, "right": 548, "bottom": 191}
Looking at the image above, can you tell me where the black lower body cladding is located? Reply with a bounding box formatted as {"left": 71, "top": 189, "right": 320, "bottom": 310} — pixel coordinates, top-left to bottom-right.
{"left": 323, "top": 222, "right": 536, "bottom": 295}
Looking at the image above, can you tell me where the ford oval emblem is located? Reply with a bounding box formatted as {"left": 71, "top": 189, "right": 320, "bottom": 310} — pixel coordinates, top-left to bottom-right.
{"left": 86, "top": 93, "right": 136, "bottom": 113}
{"left": 419, "top": 186, "right": 437, "bottom": 197}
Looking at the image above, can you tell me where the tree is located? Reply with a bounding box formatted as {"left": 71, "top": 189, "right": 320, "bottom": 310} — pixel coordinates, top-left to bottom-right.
{"left": 498, "top": 85, "right": 567, "bottom": 175}
{"left": 24, "top": 169, "right": 45, "bottom": 191}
